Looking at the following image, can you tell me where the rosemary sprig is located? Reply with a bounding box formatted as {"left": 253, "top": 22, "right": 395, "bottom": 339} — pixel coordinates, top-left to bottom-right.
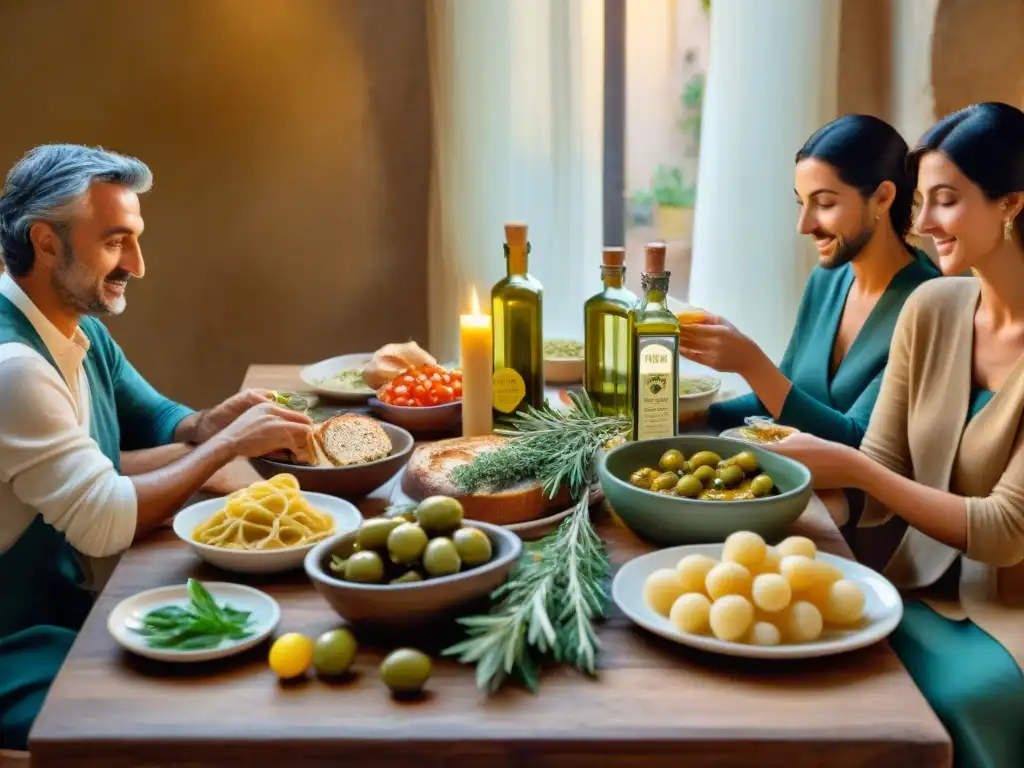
{"left": 443, "top": 390, "right": 628, "bottom": 692}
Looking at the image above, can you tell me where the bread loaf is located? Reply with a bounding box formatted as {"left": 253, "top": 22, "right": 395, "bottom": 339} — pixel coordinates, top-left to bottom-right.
{"left": 400, "top": 435, "right": 570, "bottom": 525}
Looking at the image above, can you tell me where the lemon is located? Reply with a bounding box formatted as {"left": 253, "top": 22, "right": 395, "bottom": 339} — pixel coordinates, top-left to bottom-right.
{"left": 269, "top": 632, "right": 314, "bottom": 679}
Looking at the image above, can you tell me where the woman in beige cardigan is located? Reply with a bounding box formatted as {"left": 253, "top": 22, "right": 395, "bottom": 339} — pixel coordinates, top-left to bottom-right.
{"left": 770, "top": 102, "right": 1024, "bottom": 768}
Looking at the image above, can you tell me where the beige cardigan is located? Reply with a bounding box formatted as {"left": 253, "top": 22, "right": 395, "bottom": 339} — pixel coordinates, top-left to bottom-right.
{"left": 858, "top": 277, "right": 1024, "bottom": 668}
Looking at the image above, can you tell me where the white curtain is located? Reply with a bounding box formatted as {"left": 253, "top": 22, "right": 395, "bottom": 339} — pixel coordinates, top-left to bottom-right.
{"left": 427, "top": 0, "right": 605, "bottom": 364}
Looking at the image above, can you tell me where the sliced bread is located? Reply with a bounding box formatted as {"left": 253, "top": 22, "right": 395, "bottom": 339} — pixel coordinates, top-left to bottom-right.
{"left": 316, "top": 414, "right": 393, "bottom": 466}
{"left": 400, "top": 435, "right": 570, "bottom": 525}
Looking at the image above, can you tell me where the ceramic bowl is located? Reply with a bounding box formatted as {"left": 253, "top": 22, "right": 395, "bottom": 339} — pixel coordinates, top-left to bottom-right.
{"left": 172, "top": 493, "right": 363, "bottom": 574}
{"left": 304, "top": 520, "right": 522, "bottom": 628}
{"left": 249, "top": 421, "right": 414, "bottom": 498}
{"left": 678, "top": 375, "right": 722, "bottom": 417}
{"left": 544, "top": 356, "right": 585, "bottom": 384}
{"left": 597, "top": 435, "right": 812, "bottom": 545}
{"left": 368, "top": 397, "right": 461, "bottom": 435}
{"left": 300, "top": 353, "right": 376, "bottom": 402}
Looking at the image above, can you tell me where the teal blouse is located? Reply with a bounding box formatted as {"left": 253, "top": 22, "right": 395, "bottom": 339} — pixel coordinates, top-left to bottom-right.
{"left": 709, "top": 250, "right": 940, "bottom": 446}
{"left": 0, "top": 294, "right": 193, "bottom": 749}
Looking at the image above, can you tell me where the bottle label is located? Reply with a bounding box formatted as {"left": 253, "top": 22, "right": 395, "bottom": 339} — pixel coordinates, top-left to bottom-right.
{"left": 493, "top": 368, "right": 526, "bottom": 413}
{"left": 636, "top": 338, "right": 677, "bottom": 440}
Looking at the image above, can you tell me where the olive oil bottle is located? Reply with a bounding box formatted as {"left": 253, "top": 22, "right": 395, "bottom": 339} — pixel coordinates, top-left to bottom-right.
{"left": 584, "top": 247, "right": 637, "bottom": 419}
{"left": 629, "top": 242, "right": 679, "bottom": 439}
{"left": 491, "top": 222, "right": 543, "bottom": 420}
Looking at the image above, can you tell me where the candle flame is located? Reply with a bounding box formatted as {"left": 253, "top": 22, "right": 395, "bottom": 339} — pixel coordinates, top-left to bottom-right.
{"left": 470, "top": 286, "right": 481, "bottom": 316}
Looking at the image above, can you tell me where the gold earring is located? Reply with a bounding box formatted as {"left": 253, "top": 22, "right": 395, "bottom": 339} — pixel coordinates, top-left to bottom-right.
{"left": 1005, "top": 219, "right": 1014, "bottom": 241}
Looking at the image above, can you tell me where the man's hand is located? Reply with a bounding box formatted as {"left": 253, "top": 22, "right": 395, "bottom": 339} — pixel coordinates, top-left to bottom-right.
{"left": 178, "top": 389, "right": 273, "bottom": 444}
{"left": 215, "top": 402, "right": 313, "bottom": 459}
{"left": 677, "top": 314, "right": 765, "bottom": 375}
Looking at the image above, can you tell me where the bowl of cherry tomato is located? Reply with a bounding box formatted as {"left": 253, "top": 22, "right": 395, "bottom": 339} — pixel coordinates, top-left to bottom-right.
{"left": 369, "top": 363, "right": 463, "bottom": 435}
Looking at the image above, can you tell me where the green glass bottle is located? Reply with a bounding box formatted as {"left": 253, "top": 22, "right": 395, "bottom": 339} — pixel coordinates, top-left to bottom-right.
{"left": 491, "top": 222, "right": 543, "bottom": 421}
{"left": 584, "top": 247, "right": 637, "bottom": 418}
{"left": 629, "top": 242, "right": 679, "bottom": 439}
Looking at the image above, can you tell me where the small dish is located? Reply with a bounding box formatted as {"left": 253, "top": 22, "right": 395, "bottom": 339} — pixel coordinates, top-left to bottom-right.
{"left": 368, "top": 397, "right": 461, "bottom": 435}
{"left": 107, "top": 582, "right": 281, "bottom": 663}
{"left": 612, "top": 543, "right": 903, "bottom": 659}
{"left": 300, "top": 353, "right": 375, "bottom": 401}
{"left": 719, "top": 422, "right": 798, "bottom": 445}
{"left": 250, "top": 421, "right": 414, "bottom": 498}
{"left": 678, "top": 375, "right": 721, "bottom": 417}
{"left": 172, "top": 492, "right": 363, "bottom": 574}
{"left": 304, "top": 521, "right": 522, "bottom": 628}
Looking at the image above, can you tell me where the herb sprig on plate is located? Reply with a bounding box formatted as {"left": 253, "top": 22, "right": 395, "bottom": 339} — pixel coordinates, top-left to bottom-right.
{"left": 443, "top": 390, "right": 630, "bottom": 692}
{"left": 130, "top": 579, "right": 254, "bottom": 651}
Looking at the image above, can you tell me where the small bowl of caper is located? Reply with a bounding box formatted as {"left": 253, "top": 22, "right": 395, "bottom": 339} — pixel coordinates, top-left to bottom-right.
{"left": 597, "top": 436, "right": 812, "bottom": 545}
{"left": 304, "top": 495, "right": 522, "bottom": 629}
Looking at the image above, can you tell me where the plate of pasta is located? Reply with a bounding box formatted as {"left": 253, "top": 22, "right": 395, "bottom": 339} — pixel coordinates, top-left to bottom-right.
{"left": 172, "top": 474, "right": 363, "bottom": 574}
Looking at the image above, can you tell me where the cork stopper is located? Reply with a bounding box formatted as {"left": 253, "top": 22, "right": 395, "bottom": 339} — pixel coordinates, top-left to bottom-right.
{"left": 601, "top": 247, "right": 626, "bottom": 267}
{"left": 644, "top": 242, "right": 667, "bottom": 273}
{"left": 504, "top": 222, "right": 528, "bottom": 248}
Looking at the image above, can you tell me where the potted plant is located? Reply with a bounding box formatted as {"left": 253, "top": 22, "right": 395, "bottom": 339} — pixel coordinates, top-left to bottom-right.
{"left": 650, "top": 164, "right": 696, "bottom": 241}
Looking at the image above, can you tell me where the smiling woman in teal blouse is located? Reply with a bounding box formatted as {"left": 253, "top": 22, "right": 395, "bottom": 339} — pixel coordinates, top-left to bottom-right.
{"left": 679, "top": 115, "right": 941, "bottom": 446}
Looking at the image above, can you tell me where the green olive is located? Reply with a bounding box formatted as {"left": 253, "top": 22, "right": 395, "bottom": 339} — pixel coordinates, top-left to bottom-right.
{"left": 730, "top": 451, "right": 761, "bottom": 475}
{"left": 629, "top": 468, "right": 655, "bottom": 489}
{"left": 693, "top": 465, "right": 716, "bottom": 486}
{"left": 313, "top": 628, "right": 357, "bottom": 676}
{"left": 658, "top": 449, "right": 685, "bottom": 472}
{"left": 415, "top": 496, "right": 465, "bottom": 536}
{"left": 717, "top": 465, "right": 745, "bottom": 488}
{"left": 652, "top": 472, "right": 679, "bottom": 491}
{"left": 380, "top": 648, "right": 432, "bottom": 694}
{"left": 452, "top": 527, "right": 493, "bottom": 567}
{"left": 387, "top": 523, "right": 429, "bottom": 566}
{"left": 332, "top": 530, "right": 360, "bottom": 560}
{"left": 689, "top": 450, "right": 722, "bottom": 470}
{"left": 390, "top": 570, "right": 424, "bottom": 584}
{"left": 674, "top": 474, "right": 703, "bottom": 498}
{"left": 357, "top": 518, "right": 402, "bottom": 552}
{"left": 681, "top": 460, "right": 694, "bottom": 475}
{"left": 345, "top": 550, "right": 385, "bottom": 583}
{"left": 422, "top": 537, "right": 461, "bottom": 577}
{"left": 750, "top": 473, "right": 775, "bottom": 497}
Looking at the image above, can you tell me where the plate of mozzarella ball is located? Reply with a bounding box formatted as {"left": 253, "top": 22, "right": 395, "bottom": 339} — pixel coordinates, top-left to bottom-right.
{"left": 612, "top": 531, "right": 903, "bottom": 659}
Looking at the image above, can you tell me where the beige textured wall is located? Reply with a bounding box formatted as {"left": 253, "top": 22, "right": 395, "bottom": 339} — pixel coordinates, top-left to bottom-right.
{"left": 0, "top": 0, "right": 430, "bottom": 408}
{"left": 838, "top": 0, "right": 891, "bottom": 120}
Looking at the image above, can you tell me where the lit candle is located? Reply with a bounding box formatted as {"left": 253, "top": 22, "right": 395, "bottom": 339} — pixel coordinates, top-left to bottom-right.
{"left": 460, "top": 287, "right": 493, "bottom": 437}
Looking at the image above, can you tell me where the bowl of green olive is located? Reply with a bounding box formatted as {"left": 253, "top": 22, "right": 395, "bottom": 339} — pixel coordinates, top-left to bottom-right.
{"left": 304, "top": 495, "right": 522, "bottom": 628}
{"left": 597, "top": 436, "right": 812, "bottom": 545}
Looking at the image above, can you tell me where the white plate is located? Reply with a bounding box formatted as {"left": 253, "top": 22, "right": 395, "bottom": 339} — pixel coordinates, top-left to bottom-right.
{"left": 612, "top": 543, "right": 903, "bottom": 659}
{"left": 173, "top": 492, "right": 363, "bottom": 574}
{"left": 300, "top": 353, "right": 376, "bottom": 401}
{"left": 107, "top": 582, "right": 280, "bottom": 663}
{"left": 719, "top": 426, "right": 798, "bottom": 445}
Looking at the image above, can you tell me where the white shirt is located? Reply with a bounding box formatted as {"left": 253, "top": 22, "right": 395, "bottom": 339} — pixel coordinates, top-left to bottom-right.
{"left": 0, "top": 272, "right": 137, "bottom": 559}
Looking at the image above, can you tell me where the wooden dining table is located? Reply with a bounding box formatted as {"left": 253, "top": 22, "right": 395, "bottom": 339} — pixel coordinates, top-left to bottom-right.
{"left": 29, "top": 364, "right": 952, "bottom": 767}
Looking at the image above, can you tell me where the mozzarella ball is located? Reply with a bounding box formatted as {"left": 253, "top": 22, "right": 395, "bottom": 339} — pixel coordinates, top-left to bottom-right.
{"left": 752, "top": 573, "right": 792, "bottom": 613}
{"left": 670, "top": 592, "right": 712, "bottom": 634}
{"left": 780, "top": 555, "right": 842, "bottom": 593}
{"left": 643, "top": 568, "right": 685, "bottom": 617}
{"left": 746, "top": 621, "right": 782, "bottom": 646}
{"left": 722, "top": 531, "right": 767, "bottom": 570}
{"left": 822, "top": 579, "right": 866, "bottom": 625}
{"left": 675, "top": 554, "right": 718, "bottom": 594}
{"left": 709, "top": 595, "right": 754, "bottom": 642}
{"left": 776, "top": 536, "right": 817, "bottom": 560}
{"left": 705, "top": 561, "right": 753, "bottom": 600}
{"left": 784, "top": 600, "right": 824, "bottom": 642}
{"left": 751, "top": 545, "right": 781, "bottom": 576}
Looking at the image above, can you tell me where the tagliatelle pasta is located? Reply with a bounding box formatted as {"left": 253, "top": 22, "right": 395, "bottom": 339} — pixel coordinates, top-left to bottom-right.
{"left": 192, "top": 474, "right": 334, "bottom": 550}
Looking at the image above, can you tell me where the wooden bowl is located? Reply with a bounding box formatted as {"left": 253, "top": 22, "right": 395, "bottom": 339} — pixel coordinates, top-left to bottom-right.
{"left": 304, "top": 520, "right": 522, "bottom": 628}
{"left": 249, "top": 421, "right": 414, "bottom": 498}
{"left": 367, "top": 397, "right": 461, "bottom": 435}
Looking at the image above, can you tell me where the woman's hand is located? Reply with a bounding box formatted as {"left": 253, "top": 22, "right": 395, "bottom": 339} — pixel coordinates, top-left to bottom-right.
{"left": 677, "top": 313, "right": 766, "bottom": 374}
{"left": 763, "top": 432, "right": 864, "bottom": 489}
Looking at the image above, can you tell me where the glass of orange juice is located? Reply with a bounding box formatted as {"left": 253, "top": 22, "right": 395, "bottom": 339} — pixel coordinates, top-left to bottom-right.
{"left": 676, "top": 307, "right": 707, "bottom": 325}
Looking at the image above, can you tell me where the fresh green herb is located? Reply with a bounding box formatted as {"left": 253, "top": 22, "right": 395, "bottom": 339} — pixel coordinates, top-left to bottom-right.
{"left": 130, "top": 579, "right": 254, "bottom": 651}
{"left": 444, "top": 390, "right": 629, "bottom": 693}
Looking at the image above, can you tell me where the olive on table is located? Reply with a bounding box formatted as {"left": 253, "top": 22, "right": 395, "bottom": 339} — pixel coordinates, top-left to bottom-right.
{"left": 750, "top": 473, "right": 776, "bottom": 497}
{"left": 387, "top": 523, "right": 429, "bottom": 566}
{"left": 674, "top": 474, "right": 703, "bottom": 498}
{"left": 452, "top": 527, "right": 493, "bottom": 567}
{"left": 658, "top": 449, "right": 685, "bottom": 473}
{"left": 390, "top": 570, "right": 424, "bottom": 584}
{"left": 313, "top": 628, "right": 357, "bottom": 677}
{"left": 693, "top": 465, "right": 716, "bottom": 486}
{"left": 415, "top": 496, "right": 465, "bottom": 536}
{"left": 380, "top": 648, "right": 432, "bottom": 694}
{"left": 358, "top": 518, "right": 402, "bottom": 552}
{"left": 422, "top": 537, "right": 461, "bottom": 577}
{"left": 716, "top": 464, "right": 745, "bottom": 488}
{"left": 629, "top": 468, "right": 657, "bottom": 489}
{"left": 345, "top": 551, "right": 385, "bottom": 583}
{"left": 689, "top": 450, "right": 722, "bottom": 470}
{"left": 652, "top": 472, "right": 679, "bottom": 492}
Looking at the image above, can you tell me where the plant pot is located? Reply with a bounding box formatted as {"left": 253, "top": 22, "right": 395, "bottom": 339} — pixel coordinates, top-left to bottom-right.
{"left": 654, "top": 205, "right": 694, "bottom": 241}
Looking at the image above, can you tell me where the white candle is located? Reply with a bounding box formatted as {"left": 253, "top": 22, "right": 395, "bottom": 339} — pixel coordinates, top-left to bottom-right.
{"left": 460, "top": 287, "right": 493, "bottom": 437}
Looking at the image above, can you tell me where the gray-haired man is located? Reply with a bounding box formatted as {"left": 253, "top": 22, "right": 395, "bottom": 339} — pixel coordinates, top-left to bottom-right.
{"left": 0, "top": 145, "right": 312, "bottom": 749}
